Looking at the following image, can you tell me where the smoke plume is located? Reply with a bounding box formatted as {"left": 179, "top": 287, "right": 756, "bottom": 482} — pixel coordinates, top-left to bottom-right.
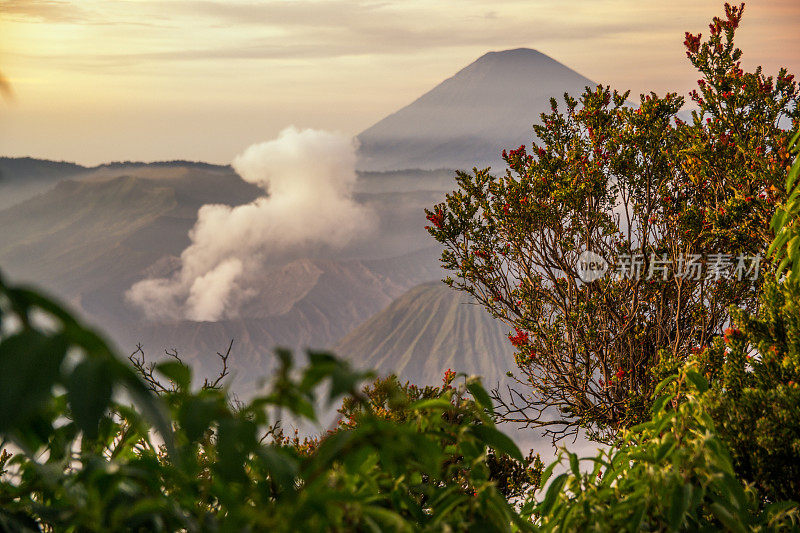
{"left": 127, "top": 127, "right": 373, "bottom": 321}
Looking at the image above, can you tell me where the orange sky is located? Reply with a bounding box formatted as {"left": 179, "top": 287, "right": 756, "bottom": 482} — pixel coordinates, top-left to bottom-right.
{"left": 1, "top": 0, "right": 798, "bottom": 165}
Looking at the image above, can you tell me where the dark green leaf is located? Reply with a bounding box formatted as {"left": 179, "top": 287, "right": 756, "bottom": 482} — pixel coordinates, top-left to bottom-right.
{"left": 67, "top": 358, "right": 113, "bottom": 439}
{"left": 0, "top": 331, "right": 68, "bottom": 433}
{"left": 684, "top": 369, "right": 708, "bottom": 393}
{"left": 466, "top": 380, "right": 494, "bottom": 416}
{"left": 155, "top": 360, "right": 191, "bottom": 391}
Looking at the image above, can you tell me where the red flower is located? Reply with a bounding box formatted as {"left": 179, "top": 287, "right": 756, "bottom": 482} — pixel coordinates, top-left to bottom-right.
{"left": 615, "top": 368, "right": 626, "bottom": 380}
{"left": 508, "top": 327, "right": 529, "bottom": 347}
{"left": 426, "top": 207, "right": 444, "bottom": 229}
{"left": 724, "top": 327, "right": 742, "bottom": 343}
{"left": 442, "top": 368, "right": 457, "bottom": 387}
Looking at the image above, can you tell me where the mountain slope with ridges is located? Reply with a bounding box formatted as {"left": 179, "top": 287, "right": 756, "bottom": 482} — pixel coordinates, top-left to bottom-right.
{"left": 334, "top": 282, "right": 515, "bottom": 386}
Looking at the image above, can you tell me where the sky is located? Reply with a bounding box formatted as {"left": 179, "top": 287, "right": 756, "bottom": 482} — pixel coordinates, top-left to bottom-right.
{"left": 1, "top": 0, "right": 798, "bottom": 166}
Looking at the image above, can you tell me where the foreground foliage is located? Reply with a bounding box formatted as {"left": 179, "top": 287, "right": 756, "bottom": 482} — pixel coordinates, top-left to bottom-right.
{"left": 697, "top": 278, "right": 800, "bottom": 504}
{"left": 527, "top": 367, "right": 800, "bottom": 531}
{"left": 523, "top": 124, "right": 800, "bottom": 529}
{"left": 0, "top": 272, "right": 531, "bottom": 532}
{"left": 4, "top": 271, "right": 799, "bottom": 531}
{"left": 335, "top": 373, "right": 544, "bottom": 500}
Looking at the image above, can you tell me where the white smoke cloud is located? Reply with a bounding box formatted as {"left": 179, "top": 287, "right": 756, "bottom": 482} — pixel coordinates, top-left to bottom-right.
{"left": 127, "top": 126, "right": 374, "bottom": 321}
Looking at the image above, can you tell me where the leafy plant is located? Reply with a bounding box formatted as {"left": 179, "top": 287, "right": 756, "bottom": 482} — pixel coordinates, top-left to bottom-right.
{"left": 0, "top": 274, "right": 533, "bottom": 532}
{"left": 769, "top": 130, "right": 800, "bottom": 280}
{"left": 335, "top": 372, "right": 544, "bottom": 500}
{"left": 693, "top": 130, "right": 800, "bottom": 503}
{"left": 425, "top": 2, "right": 799, "bottom": 441}
{"left": 527, "top": 368, "right": 800, "bottom": 531}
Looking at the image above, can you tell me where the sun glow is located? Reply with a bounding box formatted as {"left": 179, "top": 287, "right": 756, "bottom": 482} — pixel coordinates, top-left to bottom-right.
{"left": 1, "top": 0, "right": 798, "bottom": 165}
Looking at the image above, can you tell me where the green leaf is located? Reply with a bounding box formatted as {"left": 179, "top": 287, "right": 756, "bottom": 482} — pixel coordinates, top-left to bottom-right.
{"left": 116, "top": 365, "right": 176, "bottom": 460}
{"left": 258, "top": 446, "right": 298, "bottom": 492}
{"left": 538, "top": 473, "right": 568, "bottom": 516}
{"left": 0, "top": 331, "right": 68, "bottom": 433}
{"left": 685, "top": 369, "right": 708, "bottom": 393}
{"left": 215, "top": 417, "right": 257, "bottom": 484}
{"left": 361, "top": 506, "right": 410, "bottom": 532}
{"left": 710, "top": 502, "right": 747, "bottom": 533}
{"left": 720, "top": 472, "right": 747, "bottom": 512}
{"left": 653, "top": 375, "right": 677, "bottom": 397}
{"left": 668, "top": 483, "right": 691, "bottom": 531}
{"left": 469, "top": 425, "right": 523, "bottom": 462}
{"left": 655, "top": 437, "right": 676, "bottom": 462}
{"left": 67, "top": 358, "right": 113, "bottom": 439}
{"left": 569, "top": 452, "right": 580, "bottom": 477}
{"left": 466, "top": 380, "right": 494, "bottom": 416}
{"left": 651, "top": 393, "right": 675, "bottom": 414}
{"left": 155, "top": 360, "right": 191, "bottom": 391}
{"left": 178, "top": 395, "right": 220, "bottom": 442}
{"left": 762, "top": 500, "right": 800, "bottom": 523}
{"left": 409, "top": 398, "right": 452, "bottom": 411}
{"left": 539, "top": 455, "right": 560, "bottom": 490}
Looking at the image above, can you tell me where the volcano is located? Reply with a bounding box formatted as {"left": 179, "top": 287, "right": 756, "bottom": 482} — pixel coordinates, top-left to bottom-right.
{"left": 357, "top": 48, "right": 595, "bottom": 172}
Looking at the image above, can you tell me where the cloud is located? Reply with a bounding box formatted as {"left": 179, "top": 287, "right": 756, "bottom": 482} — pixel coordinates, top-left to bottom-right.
{"left": 127, "top": 127, "right": 375, "bottom": 321}
{"left": 155, "top": 0, "right": 385, "bottom": 28}
{"left": 12, "top": 19, "right": 636, "bottom": 70}
{"left": 0, "top": 0, "right": 84, "bottom": 23}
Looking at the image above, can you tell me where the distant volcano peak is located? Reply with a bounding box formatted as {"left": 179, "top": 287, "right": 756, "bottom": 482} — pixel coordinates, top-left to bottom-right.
{"left": 477, "top": 47, "right": 551, "bottom": 60}
{"left": 357, "top": 48, "right": 594, "bottom": 172}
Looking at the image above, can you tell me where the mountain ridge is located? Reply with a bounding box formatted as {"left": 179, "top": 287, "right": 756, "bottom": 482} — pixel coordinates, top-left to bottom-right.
{"left": 335, "top": 281, "right": 514, "bottom": 386}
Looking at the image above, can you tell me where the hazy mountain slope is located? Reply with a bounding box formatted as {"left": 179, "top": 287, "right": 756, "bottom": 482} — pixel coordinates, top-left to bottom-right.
{"left": 0, "top": 157, "right": 88, "bottom": 182}
{"left": 354, "top": 169, "right": 457, "bottom": 193}
{"left": 0, "top": 177, "right": 179, "bottom": 299}
{"left": 0, "top": 157, "right": 235, "bottom": 210}
{"left": 0, "top": 163, "right": 450, "bottom": 387}
{"left": 334, "top": 282, "right": 514, "bottom": 386}
{"left": 0, "top": 168, "right": 261, "bottom": 300}
{"left": 357, "top": 48, "right": 595, "bottom": 172}
{"left": 0, "top": 157, "right": 90, "bottom": 209}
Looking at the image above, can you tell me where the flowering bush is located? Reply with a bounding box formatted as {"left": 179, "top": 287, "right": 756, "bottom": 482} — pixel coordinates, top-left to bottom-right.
{"left": 692, "top": 129, "right": 800, "bottom": 503}
{"left": 425, "top": 3, "right": 799, "bottom": 441}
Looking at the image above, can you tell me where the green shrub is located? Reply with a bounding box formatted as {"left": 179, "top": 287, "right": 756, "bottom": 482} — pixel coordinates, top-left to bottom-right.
{"left": 424, "top": 3, "right": 799, "bottom": 441}
{"left": 335, "top": 373, "right": 543, "bottom": 500}
{"left": 692, "top": 130, "right": 800, "bottom": 503}
{"left": 0, "top": 273, "right": 532, "bottom": 532}
{"left": 527, "top": 368, "right": 800, "bottom": 531}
